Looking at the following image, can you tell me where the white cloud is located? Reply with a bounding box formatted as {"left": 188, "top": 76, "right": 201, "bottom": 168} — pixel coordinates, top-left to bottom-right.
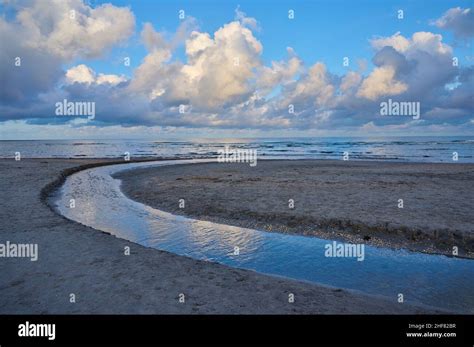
{"left": 257, "top": 47, "right": 302, "bottom": 91}
{"left": 340, "top": 71, "right": 362, "bottom": 92}
{"left": 185, "top": 31, "right": 214, "bottom": 57}
{"left": 17, "top": 0, "right": 135, "bottom": 60}
{"left": 371, "top": 31, "right": 452, "bottom": 56}
{"left": 235, "top": 6, "right": 259, "bottom": 30}
{"left": 166, "top": 20, "right": 263, "bottom": 109}
{"left": 128, "top": 51, "right": 174, "bottom": 101}
{"left": 371, "top": 32, "right": 411, "bottom": 52}
{"left": 365, "top": 31, "right": 456, "bottom": 101}
{"left": 357, "top": 66, "right": 408, "bottom": 100}
{"left": 96, "top": 74, "right": 127, "bottom": 85}
{"left": 0, "top": 0, "right": 134, "bottom": 106}
{"left": 65, "top": 64, "right": 95, "bottom": 84}
{"left": 66, "top": 64, "right": 126, "bottom": 85}
{"left": 409, "top": 32, "right": 452, "bottom": 56}
{"left": 276, "top": 62, "right": 335, "bottom": 111}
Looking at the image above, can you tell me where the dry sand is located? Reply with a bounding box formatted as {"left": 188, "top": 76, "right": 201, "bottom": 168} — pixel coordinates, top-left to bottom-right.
{"left": 0, "top": 158, "right": 441, "bottom": 314}
{"left": 117, "top": 160, "right": 474, "bottom": 258}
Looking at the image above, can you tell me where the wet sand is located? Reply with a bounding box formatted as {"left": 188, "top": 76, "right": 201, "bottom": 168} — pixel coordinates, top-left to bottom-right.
{"left": 0, "top": 158, "right": 442, "bottom": 314}
{"left": 117, "top": 160, "right": 474, "bottom": 258}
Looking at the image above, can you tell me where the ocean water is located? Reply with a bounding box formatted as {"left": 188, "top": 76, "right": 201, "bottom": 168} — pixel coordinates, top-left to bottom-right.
{"left": 1, "top": 136, "right": 474, "bottom": 162}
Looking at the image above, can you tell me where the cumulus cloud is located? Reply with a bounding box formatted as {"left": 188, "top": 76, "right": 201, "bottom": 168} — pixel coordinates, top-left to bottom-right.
{"left": 0, "top": 0, "right": 134, "bottom": 107}
{"left": 141, "top": 17, "right": 198, "bottom": 52}
{"left": 371, "top": 31, "right": 452, "bottom": 56}
{"left": 435, "top": 7, "right": 474, "bottom": 38}
{"left": 234, "top": 6, "right": 259, "bottom": 31}
{"left": 256, "top": 47, "right": 302, "bottom": 92}
{"left": 16, "top": 0, "right": 134, "bottom": 60}
{"left": 340, "top": 71, "right": 362, "bottom": 92}
{"left": 162, "top": 20, "right": 263, "bottom": 110}
{"left": 65, "top": 64, "right": 127, "bottom": 85}
{"left": 111, "top": 21, "right": 472, "bottom": 131}
{"left": 371, "top": 32, "right": 411, "bottom": 52}
{"left": 282, "top": 62, "right": 335, "bottom": 107}
{"left": 365, "top": 31, "right": 456, "bottom": 100}
{"left": 357, "top": 66, "right": 408, "bottom": 100}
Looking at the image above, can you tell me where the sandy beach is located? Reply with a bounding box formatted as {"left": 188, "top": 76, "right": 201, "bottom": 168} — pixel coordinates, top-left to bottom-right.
{"left": 117, "top": 160, "right": 474, "bottom": 258}
{"left": 0, "top": 158, "right": 445, "bottom": 314}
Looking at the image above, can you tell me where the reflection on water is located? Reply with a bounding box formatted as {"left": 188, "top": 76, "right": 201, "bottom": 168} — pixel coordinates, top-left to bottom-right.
{"left": 53, "top": 160, "right": 474, "bottom": 312}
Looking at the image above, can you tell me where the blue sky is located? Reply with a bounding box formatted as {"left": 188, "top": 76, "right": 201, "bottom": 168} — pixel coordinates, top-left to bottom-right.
{"left": 0, "top": 0, "right": 473, "bottom": 139}
{"left": 82, "top": 0, "right": 473, "bottom": 76}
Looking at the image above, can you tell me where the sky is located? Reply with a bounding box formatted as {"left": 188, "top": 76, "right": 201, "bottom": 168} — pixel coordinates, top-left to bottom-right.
{"left": 0, "top": 0, "right": 473, "bottom": 139}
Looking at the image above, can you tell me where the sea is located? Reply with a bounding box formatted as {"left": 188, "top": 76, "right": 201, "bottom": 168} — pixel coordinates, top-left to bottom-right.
{"left": 0, "top": 136, "right": 473, "bottom": 162}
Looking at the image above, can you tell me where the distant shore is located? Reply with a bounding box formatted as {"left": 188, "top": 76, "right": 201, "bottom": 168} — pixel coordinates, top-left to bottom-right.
{"left": 116, "top": 159, "right": 474, "bottom": 258}
{"left": 0, "top": 158, "right": 444, "bottom": 314}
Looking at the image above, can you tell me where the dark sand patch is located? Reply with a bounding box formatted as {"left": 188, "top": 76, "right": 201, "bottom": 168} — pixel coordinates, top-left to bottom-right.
{"left": 116, "top": 160, "right": 474, "bottom": 258}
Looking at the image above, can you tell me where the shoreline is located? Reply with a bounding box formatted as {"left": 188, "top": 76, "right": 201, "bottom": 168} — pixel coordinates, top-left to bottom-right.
{"left": 0, "top": 158, "right": 447, "bottom": 314}
{"left": 116, "top": 159, "right": 474, "bottom": 259}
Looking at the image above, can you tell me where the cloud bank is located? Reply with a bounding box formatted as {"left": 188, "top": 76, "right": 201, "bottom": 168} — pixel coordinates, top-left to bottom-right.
{"left": 0, "top": 1, "right": 473, "bottom": 135}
